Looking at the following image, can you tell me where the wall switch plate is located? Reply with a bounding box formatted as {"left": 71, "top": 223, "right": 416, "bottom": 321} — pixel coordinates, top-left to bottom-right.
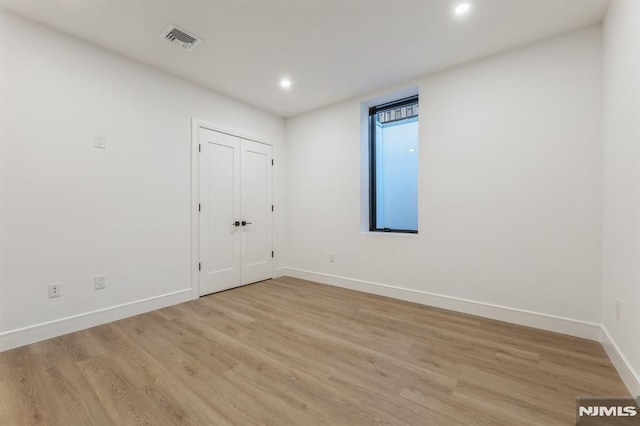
{"left": 94, "top": 275, "right": 106, "bottom": 290}
{"left": 615, "top": 299, "right": 621, "bottom": 320}
{"left": 94, "top": 135, "right": 106, "bottom": 149}
{"left": 329, "top": 253, "right": 335, "bottom": 263}
{"left": 49, "top": 283, "right": 61, "bottom": 298}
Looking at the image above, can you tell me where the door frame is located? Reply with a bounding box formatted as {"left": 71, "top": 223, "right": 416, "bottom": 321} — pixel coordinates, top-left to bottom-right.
{"left": 191, "top": 118, "right": 275, "bottom": 299}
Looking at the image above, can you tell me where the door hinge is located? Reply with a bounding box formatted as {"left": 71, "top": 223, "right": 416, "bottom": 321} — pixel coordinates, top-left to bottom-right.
{"left": 198, "top": 262, "right": 201, "bottom": 271}
{"left": 271, "top": 251, "right": 274, "bottom": 258}
{"left": 198, "top": 144, "right": 201, "bottom": 152}
{"left": 271, "top": 159, "right": 274, "bottom": 166}
{"left": 271, "top": 205, "right": 274, "bottom": 212}
{"left": 198, "top": 203, "right": 201, "bottom": 212}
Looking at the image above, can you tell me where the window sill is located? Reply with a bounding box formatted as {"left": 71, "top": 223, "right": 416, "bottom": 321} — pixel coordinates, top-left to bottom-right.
{"left": 361, "top": 231, "right": 419, "bottom": 237}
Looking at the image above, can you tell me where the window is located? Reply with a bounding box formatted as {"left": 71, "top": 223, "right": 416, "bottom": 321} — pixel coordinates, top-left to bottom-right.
{"left": 369, "top": 96, "right": 419, "bottom": 233}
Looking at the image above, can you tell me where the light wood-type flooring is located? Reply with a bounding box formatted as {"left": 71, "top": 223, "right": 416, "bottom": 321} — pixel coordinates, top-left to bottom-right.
{"left": 0, "top": 277, "right": 629, "bottom": 425}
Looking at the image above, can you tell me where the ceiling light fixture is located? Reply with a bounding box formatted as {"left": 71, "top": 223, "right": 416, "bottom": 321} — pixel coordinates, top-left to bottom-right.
{"left": 454, "top": 3, "right": 471, "bottom": 16}
{"left": 279, "top": 78, "right": 292, "bottom": 89}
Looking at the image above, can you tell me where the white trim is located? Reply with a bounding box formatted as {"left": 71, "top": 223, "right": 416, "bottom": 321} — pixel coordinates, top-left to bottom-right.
{"left": 0, "top": 289, "right": 193, "bottom": 352}
{"left": 191, "top": 118, "right": 201, "bottom": 300}
{"left": 361, "top": 85, "right": 419, "bottom": 109}
{"left": 600, "top": 326, "right": 640, "bottom": 398}
{"left": 275, "top": 266, "right": 288, "bottom": 278}
{"left": 192, "top": 117, "right": 275, "bottom": 147}
{"left": 280, "top": 267, "right": 602, "bottom": 341}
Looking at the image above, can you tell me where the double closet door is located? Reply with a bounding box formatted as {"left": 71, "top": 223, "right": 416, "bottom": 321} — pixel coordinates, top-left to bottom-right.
{"left": 199, "top": 127, "right": 273, "bottom": 296}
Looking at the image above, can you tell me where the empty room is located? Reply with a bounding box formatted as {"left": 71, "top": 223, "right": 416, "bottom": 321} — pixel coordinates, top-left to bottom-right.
{"left": 0, "top": 0, "right": 639, "bottom": 424}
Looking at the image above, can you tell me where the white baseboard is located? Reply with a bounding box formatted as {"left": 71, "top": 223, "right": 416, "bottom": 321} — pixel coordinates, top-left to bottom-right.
{"left": 279, "top": 267, "right": 602, "bottom": 341}
{"left": 273, "top": 265, "right": 287, "bottom": 279}
{"left": 600, "top": 326, "right": 640, "bottom": 398}
{"left": 0, "top": 288, "right": 194, "bottom": 352}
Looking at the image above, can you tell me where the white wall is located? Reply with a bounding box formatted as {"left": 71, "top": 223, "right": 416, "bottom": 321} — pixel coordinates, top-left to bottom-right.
{"left": 0, "top": 4, "right": 636, "bottom": 396}
{"left": 285, "top": 27, "right": 603, "bottom": 336}
{"left": 0, "top": 10, "right": 286, "bottom": 349}
{"left": 602, "top": 0, "right": 640, "bottom": 396}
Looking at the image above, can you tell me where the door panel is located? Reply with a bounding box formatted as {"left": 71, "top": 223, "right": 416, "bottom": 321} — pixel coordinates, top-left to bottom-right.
{"left": 240, "top": 140, "right": 273, "bottom": 285}
{"left": 198, "top": 128, "right": 273, "bottom": 295}
{"left": 199, "top": 128, "right": 241, "bottom": 295}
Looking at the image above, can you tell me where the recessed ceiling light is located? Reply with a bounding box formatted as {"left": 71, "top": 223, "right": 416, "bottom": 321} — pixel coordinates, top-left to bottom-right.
{"left": 279, "top": 78, "right": 292, "bottom": 89}
{"left": 454, "top": 3, "right": 471, "bottom": 16}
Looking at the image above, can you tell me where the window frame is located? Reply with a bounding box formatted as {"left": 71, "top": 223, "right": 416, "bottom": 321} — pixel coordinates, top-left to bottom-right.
{"left": 368, "top": 95, "right": 419, "bottom": 234}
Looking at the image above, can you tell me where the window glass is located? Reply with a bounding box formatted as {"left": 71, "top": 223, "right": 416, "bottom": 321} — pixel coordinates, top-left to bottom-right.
{"left": 369, "top": 96, "right": 418, "bottom": 233}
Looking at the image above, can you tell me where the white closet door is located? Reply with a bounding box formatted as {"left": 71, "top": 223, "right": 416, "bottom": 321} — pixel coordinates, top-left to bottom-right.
{"left": 240, "top": 139, "right": 273, "bottom": 285}
{"left": 199, "top": 128, "right": 241, "bottom": 295}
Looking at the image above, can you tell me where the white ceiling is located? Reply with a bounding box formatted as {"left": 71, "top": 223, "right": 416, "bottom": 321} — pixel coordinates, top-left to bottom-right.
{"left": 0, "top": 0, "right": 610, "bottom": 117}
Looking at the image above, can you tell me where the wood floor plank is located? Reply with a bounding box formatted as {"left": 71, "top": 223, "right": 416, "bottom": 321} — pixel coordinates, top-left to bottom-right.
{"left": 0, "top": 348, "right": 58, "bottom": 425}
{"left": 34, "top": 337, "right": 112, "bottom": 425}
{"left": 0, "top": 277, "right": 631, "bottom": 425}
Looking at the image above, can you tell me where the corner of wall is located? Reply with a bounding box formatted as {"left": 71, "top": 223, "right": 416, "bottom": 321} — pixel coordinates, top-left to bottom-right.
{"left": 601, "top": 326, "right": 640, "bottom": 397}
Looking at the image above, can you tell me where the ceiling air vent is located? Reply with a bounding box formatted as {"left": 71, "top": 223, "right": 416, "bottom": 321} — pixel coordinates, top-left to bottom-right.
{"left": 161, "top": 25, "right": 202, "bottom": 51}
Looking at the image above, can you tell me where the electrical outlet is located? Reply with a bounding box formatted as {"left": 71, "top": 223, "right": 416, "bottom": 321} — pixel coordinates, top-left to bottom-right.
{"left": 329, "top": 253, "right": 335, "bottom": 263}
{"left": 49, "top": 283, "right": 61, "bottom": 298}
{"left": 94, "top": 135, "right": 106, "bottom": 149}
{"left": 615, "top": 299, "right": 621, "bottom": 320}
{"left": 94, "top": 275, "right": 106, "bottom": 290}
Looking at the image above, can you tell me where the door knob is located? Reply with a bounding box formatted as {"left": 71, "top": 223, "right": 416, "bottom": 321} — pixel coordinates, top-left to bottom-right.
{"left": 232, "top": 221, "right": 240, "bottom": 227}
{"left": 241, "top": 221, "right": 252, "bottom": 226}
